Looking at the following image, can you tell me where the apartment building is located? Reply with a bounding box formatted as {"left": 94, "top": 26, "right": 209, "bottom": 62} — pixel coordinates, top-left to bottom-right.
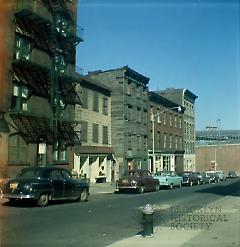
{"left": 157, "top": 88, "right": 198, "bottom": 171}
{"left": 73, "top": 76, "right": 115, "bottom": 183}
{"left": 87, "top": 66, "right": 149, "bottom": 177}
{"left": 0, "top": 0, "right": 83, "bottom": 178}
{"left": 148, "top": 92, "right": 185, "bottom": 175}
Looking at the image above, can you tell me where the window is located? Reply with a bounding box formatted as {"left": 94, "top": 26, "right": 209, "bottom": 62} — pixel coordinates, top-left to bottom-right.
{"left": 81, "top": 87, "right": 88, "bottom": 109}
{"left": 157, "top": 109, "right": 161, "bottom": 123}
{"left": 92, "top": 124, "right": 99, "bottom": 143}
{"left": 175, "top": 135, "right": 178, "bottom": 149}
{"left": 80, "top": 121, "right": 88, "bottom": 142}
{"left": 53, "top": 139, "right": 67, "bottom": 161}
{"left": 157, "top": 131, "right": 161, "bottom": 148}
{"left": 103, "top": 97, "right": 108, "bottom": 115}
{"left": 8, "top": 134, "right": 28, "bottom": 163}
{"left": 128, "top": 134, "right": 132, "bottom": 150}
{"left": 163, "top": 112, "right": 167, "bottom": 125}
{"left": 15, "top": 35, "right": 30, "bottom": 60}
{"left": 93, "top": 92, "right": 99, "bottom": 112}
{"left": 136, "top": 135, "right": 140, "bottom": 150}
{"left": 164, "top": 134, "right": 167, "bottom": 149}
{"left": 175, "top": 115, "right": 177, "bottom": 128}
{"left": 143, "top": 109, "right": 147, "bottom": 125}
{"left": 102, "top": 126, "right": 108, "bottom": 144}
{"left": 169, "top": 113, "right": 172, "bottom": 127}
{"left": 169, "top": 135, "right": 172, "bottom": 148}
{"left": 137, "top": 107, "right": 141, "bottom": 123}
{"left": 127, "top": 81, "right": 132, "bottom": 95}
{"left": 11, "top": 85, "right": 29, "bottom": 112}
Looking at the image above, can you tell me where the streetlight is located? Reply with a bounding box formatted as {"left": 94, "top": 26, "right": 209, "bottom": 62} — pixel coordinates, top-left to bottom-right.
{"left": 151, "top": 106, "right": 182, "bottom": 174}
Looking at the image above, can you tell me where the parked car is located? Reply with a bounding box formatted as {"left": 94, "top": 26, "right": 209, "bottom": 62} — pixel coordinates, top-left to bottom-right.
{"left": 116, "top": 169, "right": 159, "bottom": 193}
{"left": 200, "top": 172, "right": 212, "bottom": 184}
{"left": 206, "top": 171, "right": 220, "bottom": 183}
{"left": 1, "top": 166, "right": 89, "bottom": 207}
{"left": 227, "top": 170, "right": 238, "bottom": 178}
{"left": 154, "top": 171, "right": 183, "bottom": 189}
{"left": 194, "top": 172, "right": 204, "bottom": 184}
{"left": 215, "top": 171, "right": 227, "bottom": 181}
{"left": 181, "top": 171, "right": 201, "bottom": 186}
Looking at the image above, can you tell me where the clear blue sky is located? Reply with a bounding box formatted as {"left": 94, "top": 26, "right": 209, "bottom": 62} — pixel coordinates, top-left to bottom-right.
{"left": 76, "top": 0, "right": 240, "bottom": 130}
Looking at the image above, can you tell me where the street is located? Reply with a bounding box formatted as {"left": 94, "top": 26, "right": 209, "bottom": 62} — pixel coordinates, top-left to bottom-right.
{"left": 0, "top": 178, "right": 240, "bottom": 247}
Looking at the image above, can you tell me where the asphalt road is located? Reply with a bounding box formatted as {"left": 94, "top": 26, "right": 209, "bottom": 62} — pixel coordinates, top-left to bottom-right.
{"left": 1, "top": 178, "right": 239, "bottom": 247}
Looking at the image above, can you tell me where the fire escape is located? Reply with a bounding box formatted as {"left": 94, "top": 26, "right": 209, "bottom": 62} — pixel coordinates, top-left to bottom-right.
{"left": 10, "top": 0, "right": 83, "bottom": 164}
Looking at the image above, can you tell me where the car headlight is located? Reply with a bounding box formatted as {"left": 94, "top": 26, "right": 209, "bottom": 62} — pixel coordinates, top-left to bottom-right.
{"left": 131, "top": 180, "right": 137, "bottom": 186}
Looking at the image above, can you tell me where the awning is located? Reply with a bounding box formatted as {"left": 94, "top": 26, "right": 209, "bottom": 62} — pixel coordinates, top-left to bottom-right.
{"left": 10, "top": 113, "right": 80, "bottom": 146}
{"left": 74, "top": 146, "right": 113, "bottom": 156}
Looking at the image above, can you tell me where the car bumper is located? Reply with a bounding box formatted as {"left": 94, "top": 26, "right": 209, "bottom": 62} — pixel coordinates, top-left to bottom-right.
{"left": 1, "top": 193, "right": 36, "bottom": 200}
{"left": 116, "top": 185, "right": 138, "bottom": 190}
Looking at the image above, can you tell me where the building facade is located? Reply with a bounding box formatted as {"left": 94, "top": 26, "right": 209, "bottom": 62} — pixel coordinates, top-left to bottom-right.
{"left": 87, "top": 66, "right": 149, "bottom": 177}
{"left": 148, "top": 92, "right": 184, "bottom": 175}
{"left": 73, "top": 76, "right": 116, "bottom": 183}
{"left": 157, "top": 88, "right": 198, "bottom": 171}
{"left": 0, "top": 0, "right": 83, "bottom": 178}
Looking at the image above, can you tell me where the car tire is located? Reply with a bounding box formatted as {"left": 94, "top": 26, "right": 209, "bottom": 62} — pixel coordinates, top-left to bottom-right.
{"left": 37, "top": 194, "right": 49, "bottom": 207}
{"left": 78, "top": 189, "right": 88, "bottom": 202}
{"left": 138, "top": 186, "right": 145, "bottom": 194}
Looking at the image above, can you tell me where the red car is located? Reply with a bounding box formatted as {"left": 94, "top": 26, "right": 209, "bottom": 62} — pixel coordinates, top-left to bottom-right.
{"left": 116, "top": 169, "right": 159, "bottom": 193}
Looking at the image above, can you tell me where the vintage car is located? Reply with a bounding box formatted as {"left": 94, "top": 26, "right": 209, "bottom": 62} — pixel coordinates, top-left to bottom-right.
{"left": 181, "top": 171, "right": 201, "bottom": 186}
{"left": 116, "top": 169, "right": 159, "bottom": 193}
{"left": 215, "top": 171, "right": 227, "bottom": 181}
{"left": 154, "top": 171, "right": 183, "bottom": 189}
{"left": 227, "top": 170, "right": 238, "bottom": 178}
{"left": 1, "top": 166, "right": 89, "bottom": 207}
{"left": 206, "top": 171, "right": 220, "bottom": 183}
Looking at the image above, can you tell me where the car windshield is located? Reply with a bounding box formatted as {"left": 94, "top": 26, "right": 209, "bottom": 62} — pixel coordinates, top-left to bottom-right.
{"left": 17, "top": 168, "right": 41, "bottom": 179}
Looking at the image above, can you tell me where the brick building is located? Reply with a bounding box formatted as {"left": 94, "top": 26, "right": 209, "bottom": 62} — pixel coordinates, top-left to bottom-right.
{"left": 148, "top": 92, "right": 185, "bottom": 175}
{"left": 157, "top": 88, "right": 198, "bottom": 171}
{"left": 0, "top": 0, "right": 83, "bottom": 178}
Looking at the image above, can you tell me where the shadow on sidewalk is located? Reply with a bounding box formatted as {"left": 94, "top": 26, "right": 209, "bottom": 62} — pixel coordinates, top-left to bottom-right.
{"left": 194, "top": 179, "right": 240, "bottom": 197}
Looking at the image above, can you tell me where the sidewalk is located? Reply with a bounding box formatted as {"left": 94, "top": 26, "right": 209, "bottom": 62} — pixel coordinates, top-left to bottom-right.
{"left": 106, "top": 195, "right": 240, "bottom": 247}
{"left": 89, "top": 182, "right": 116, "bottom": 195}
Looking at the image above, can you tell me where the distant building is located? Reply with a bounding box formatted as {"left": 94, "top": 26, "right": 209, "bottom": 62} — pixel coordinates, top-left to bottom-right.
{"left": 87, "top": 66, "right": 149, "bottom": 177}
{"left": 157, "top": 88, "right": 198, "bottom": 171}
{"left": 148, "top": 92, "right": 185, "bottom": 175}
{"left": 0, "top": 1, "right": 83, "bottom": 177}
{"left": 73, "top": 76, "right": 116, "bottom": 183}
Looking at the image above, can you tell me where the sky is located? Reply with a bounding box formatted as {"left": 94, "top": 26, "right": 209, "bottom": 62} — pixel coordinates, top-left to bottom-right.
{"left": 76, "top": 0, "right": 240, "bottom": 131}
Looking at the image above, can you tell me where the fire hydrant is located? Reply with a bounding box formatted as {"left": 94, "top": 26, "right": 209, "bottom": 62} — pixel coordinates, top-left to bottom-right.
{"left": 141, "top": 203, "right": 154, "bottom": 237}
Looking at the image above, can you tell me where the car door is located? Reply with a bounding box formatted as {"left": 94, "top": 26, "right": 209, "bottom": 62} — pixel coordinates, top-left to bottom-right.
{"left": 49, "top": 169, "right": 64, "bottom": 199}
{"left": 61, "top": 169, "right": 76, "bottom": 199}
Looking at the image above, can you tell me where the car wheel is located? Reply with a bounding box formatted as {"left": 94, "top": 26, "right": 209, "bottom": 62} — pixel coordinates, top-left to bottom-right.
{"left": 138, "top": 186, "right": 145, "bottom": 194}
{"left": 189, "top": 181, "right": 193, "bottom": 187}
{"left": 37, "top": 194, "right": 49, "bottom": 207}
{"left": 155, "top": 185, "right": 160, "bottom": 192}
{"left": 78, "top": 189, "right": 89, "bottom": 202}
